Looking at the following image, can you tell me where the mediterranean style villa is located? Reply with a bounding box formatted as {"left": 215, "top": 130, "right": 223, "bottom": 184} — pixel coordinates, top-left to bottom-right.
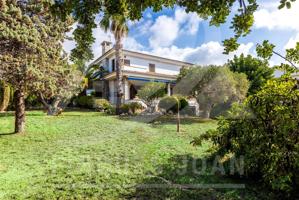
{"left": 88, "top": 41, "right": 194, "bottom": 104}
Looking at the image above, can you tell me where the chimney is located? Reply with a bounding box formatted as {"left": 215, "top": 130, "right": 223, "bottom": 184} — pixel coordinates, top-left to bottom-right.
{"left": 101, "top": 41, "right": 112, "bottom": 55}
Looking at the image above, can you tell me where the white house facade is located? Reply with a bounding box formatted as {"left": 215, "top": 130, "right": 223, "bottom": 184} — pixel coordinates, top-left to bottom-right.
{"left": 88, "top": 41, "right": 193, "bottom": 104}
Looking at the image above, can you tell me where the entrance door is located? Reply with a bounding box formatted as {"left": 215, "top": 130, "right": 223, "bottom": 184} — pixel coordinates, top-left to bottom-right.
{"left": 130, "top": 85, "right": 137, "bottom": 99}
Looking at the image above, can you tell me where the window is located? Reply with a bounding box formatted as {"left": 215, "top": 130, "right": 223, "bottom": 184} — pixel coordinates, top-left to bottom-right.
{"left": 124, "top": 59, "right": 130, "bottom": 66}
{"left": 149, "top": 63, "right": 155, "bottom": 72}
{"left": 111, "top": 59, "right": 115, "bottom": 71}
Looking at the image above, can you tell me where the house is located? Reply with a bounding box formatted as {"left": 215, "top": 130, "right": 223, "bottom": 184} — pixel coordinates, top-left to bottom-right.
{"left": 88, "top": 41, "right": 194, "bottom": 104}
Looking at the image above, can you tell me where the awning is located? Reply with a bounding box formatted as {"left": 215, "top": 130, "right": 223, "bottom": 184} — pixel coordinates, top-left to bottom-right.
{"left": 127, "top": 76, "right": 175, "bottom": 83}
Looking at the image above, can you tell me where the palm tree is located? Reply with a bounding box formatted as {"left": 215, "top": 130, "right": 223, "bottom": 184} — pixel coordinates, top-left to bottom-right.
{"left": 100, "top": 13, "right": 128, "bottom": 114}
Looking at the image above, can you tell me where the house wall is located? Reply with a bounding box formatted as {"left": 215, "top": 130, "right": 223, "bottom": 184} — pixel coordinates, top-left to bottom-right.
{"left": 100, "top": 54, "right": 184, "bottom": 75}
{"left": 94, "top": 50, "right": 190, "bottom": 104}
{"left": 123, "top": 55, "right": 182, "bottom": 75}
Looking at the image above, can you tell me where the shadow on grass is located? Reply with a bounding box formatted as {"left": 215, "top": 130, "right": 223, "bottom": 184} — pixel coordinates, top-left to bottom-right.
{"left": 124, "top": 154, "right": 275, "bottom": 200}
{"left": 119, "top": 114, "right": 214, "bottom": 125}
{"left": 0, "top": 111, "right": 43, "bottom": 117}
{"left": 0, "top": 112, "right": 14, "bottom": 118}
{"left": 0, "top": 132, "right": 16, "bottom": 137}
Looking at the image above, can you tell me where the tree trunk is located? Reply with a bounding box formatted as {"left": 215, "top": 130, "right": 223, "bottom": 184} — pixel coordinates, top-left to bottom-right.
{"left": 202, "top": 104, "right": 212, "bottom": 119}
{"left": 14, "top": 89, "right": 25, "bottom": 133}
{"left": 177, "top": 109, "right": 180, "bottom": 133}
{"left": 202, "top": 109, "right": 210, "bottom": 119}
{"left": 0, "top": 81, "right": 10, "bottom": 112}
{"left": 39, "top": 93, "right": 62, "bottom": 116}
{"left": 176, "top": 97, "right": 180, "bottom": 133}
{"left": 115, "top": 38, "right": 123, "bottom": 115}
{"left": 47, "top": 97, "right": 62, "bottom": 116}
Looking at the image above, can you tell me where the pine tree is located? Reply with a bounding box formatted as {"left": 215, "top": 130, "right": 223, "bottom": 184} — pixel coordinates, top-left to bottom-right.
{"left": 0, "top": 0, "right": 73, "bottom": 133}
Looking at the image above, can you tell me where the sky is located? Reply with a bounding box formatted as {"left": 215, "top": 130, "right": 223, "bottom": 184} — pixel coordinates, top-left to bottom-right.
{"left": 63, "top": 0, "right": 299, "bottom": 67}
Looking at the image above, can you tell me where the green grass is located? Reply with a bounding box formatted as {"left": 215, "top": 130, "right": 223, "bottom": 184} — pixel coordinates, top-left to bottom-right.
{"left": 0, "top": 111, "right": 272, "bottom": 199}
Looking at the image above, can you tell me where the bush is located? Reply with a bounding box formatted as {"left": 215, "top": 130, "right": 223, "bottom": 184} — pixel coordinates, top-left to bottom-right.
{"left": 76, "top": 96, "right": 94, "bottom": 108}
{"left": 120, "top": 104, "right": 130, "bottom": 115}
{"left": 137, "top": 82, "right": 166, "bottom": 110}
{"left": 209, "top": 102, "right": 231, "bottom": 118}
{"left": 25, "top": 94, "right": 42, "bottom": 109}
{"left": 180, "top": 105, "right": 197, "bottom": 116}
{"left": 158, "top": 96, "right": 188, "bottom": 114}
{"left": 193, "top": 77, "right": 299, "bottom": 195}
{"left": 119, "top": 102, "right": 145, "bottom": 115}
{"left": 105, "top": 105, "right": 116, "bottom": 115}
{"left": 93, "top": 98, "right": 111, "bottom": 112}
{"left": 128, "top": 102, "right": 144, "bottom": 114}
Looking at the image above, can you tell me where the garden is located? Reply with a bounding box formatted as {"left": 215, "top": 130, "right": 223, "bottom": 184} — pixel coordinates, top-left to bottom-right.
{"left": 0, "top": 111, "right": 276, "bottom": 199}
{"left": 1, "top": 0, "right": 299, "bottom": 199}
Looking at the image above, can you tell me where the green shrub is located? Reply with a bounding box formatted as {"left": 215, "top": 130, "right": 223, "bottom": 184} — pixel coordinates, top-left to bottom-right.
{"left": 137, "top": 82, "right": 166, "bottom": 108}
{"left": 25, "top": 94, "right": 42, "bottom": 108}
{"left": 76, "top": 96, "right": 94, "bottom": 108}
{"left": 193, "top": 77, "right": 299, "bottom": 195}
{"left": 119, "top": 102, "right": 145, "bottom": 115}
{"left": 129, "top": 102, "right": 144, "bottom": 114}
{"left": 210, "top": 102, "right": 231, "bottom": 118}
{"left": 158, "top": 96, "right": 188, "bottom": 113}
{"left": 104, "top": 105, "right": 116, "bottom": 115}
{"left": 120, "top": 104, "right": 130, "bottom": 115}
{"left": 180, "top": 105, "right": 197, "bottom": 116}
{"left": 178, "top": 96, "right": 188, "bottom": 110}
{"left": 93, "top": 98, "right": 111, "bottom": 112}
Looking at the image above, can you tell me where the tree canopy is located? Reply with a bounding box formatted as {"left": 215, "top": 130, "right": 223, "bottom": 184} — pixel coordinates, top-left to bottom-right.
{"left": 51, "top": 0, "right": 298, "bottom": 62}
{"left": 0, "top": 0, "right": 76, "bottom": 132}
{"left": 193, "top": 75, "right": 299, "bottom": 195}
{"left": 175, "top": 66, "right": 249, "bottom": 118}
{"left": 228, "top": 54, "right": 274, "bottom": 95}
{"left": 256, "top": 40, "right": 299, "bottom": 74}
{"left": 137, "top": 82, "right": 166, "bottom": 107}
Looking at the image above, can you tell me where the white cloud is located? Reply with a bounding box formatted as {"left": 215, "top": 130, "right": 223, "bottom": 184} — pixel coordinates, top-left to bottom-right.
{"left": 123, "top": 37, "right": 144, "bottom": 51}
{"left": 91, "top": 26, "right": 113, "bottom": 57}
{"left": 136, "top": 20, "right": 153, "bottom": 36}
{"left": 149, "top": 15, "right": 180, "bottom": 48}
{"left": 254, "top": 1, "right": 299, "bottom": 31}
{"left": 175, "top": 8, "right": 202, "bottom": 35}
{"left": 145, "top": 41, "right": 254, "bottom": 65}
{"left": 149, "top": 7, "right": 202, "bottom": 48}
{"left": 63, "top": 23, "right": 113, "bottom": 59}
{"left": 284, "top": 33, "right": 299, "bottom": 49}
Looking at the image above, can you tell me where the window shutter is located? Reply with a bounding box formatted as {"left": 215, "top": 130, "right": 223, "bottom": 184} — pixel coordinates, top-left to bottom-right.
{"left": 149, "top": 63, "right": 155, "bottom": 72}
{"left": 112, "top": 59, "right": 115, "bottom": 71}
{"left": 124, "top": 59, "right": 130, "bottom": 66}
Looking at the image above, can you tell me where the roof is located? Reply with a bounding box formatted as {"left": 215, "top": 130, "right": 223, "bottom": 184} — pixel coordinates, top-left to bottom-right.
{"left": 88, "top": 47, "right": 194, "bottom": 68}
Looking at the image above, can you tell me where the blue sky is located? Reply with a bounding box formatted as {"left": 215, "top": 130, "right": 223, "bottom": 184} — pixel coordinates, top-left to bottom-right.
{"left": 64, "top": 0, "right": 299, "bottom": 66}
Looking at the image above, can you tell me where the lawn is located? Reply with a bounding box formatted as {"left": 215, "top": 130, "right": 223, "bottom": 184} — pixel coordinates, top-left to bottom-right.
{"left": 0, "top": 111, "right": 273, "bottom": 199}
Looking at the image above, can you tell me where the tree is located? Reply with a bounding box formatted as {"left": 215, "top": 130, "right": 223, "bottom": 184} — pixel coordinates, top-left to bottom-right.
{"left": 175, "top": 66, "right": 249, "bottom": 118}
{"left": 137, "top": 82, "right": 166, "bottom": 112}
{"left": 158, "top": 95, "right": 188, "bottom": 132}
{"left": 38, "top": 64, "right": 83, "bottom": 116}
{"left": 0, "top": 1, "right": 73, "bottom": 133}
{"left": 0, "top": 80, "right": 11, "bottom": 112}
{"left": 100, "top": 13, "right": 128, "bottom": 115}
{"left": 228, "top": 54, "right": 274, "bottom": 95}
{"left": 193, "top": 76, "right": 299, "bottom": 195}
